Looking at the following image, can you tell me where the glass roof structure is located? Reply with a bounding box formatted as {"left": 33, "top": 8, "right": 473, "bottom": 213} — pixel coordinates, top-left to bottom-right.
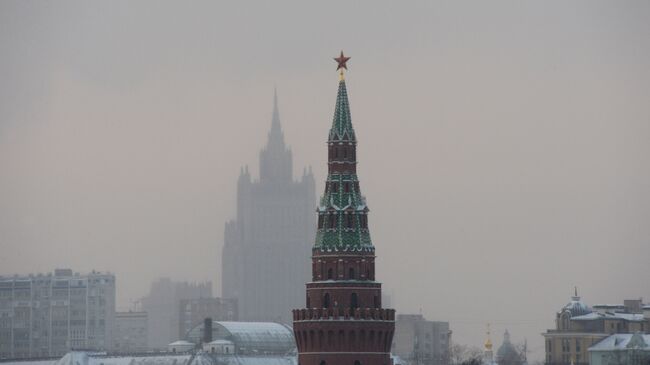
{"left": 186, "top": 321, "right": 296, "bottom": 355}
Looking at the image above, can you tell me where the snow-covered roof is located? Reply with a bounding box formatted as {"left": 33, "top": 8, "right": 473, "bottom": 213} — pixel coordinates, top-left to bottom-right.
{"left": 0, "top": 359, "right": 58, "bottom": 365}
{"left": 589, "top": 333, "right": 650, "bottom": 351}
{"left": 191, "top": 353, "right": 297, "bottom": 365}
{"left": 207, "top": 339, "right": 234, "bottom": 345}
{"left": 170, "top": 340, "right": 195, "bottom": 345}
{"left": 572, "top": 312, "right": 645, "bottom": 322}
{"left": 54, "top": 351, "right": 192, "bottom": 365}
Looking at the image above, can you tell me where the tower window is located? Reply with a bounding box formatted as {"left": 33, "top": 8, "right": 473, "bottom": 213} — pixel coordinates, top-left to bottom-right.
{"left": 349, "top": 267, "right": 355, "bottom": 280}
{"left": 328, "top": 214, "right": 337, "bottom": 229}
{"left": 327, "top": 268, "right": 333, "bottom": 280}
{"left": 344, "top": 182, "right": 350, "bottom": 192}
{"left": 360, "top": 215, "right": 368, "bottom": 229}
{"left": 346, "top": 214, "right": 354, "bottom": 228}
{"left": 351, "top": 293, "right": 358, "bottom": 309}
{"left": 330, "top": 182, "right": 338, "bottom": 192}
{"left": 323, "top": 293, "right": 330, "bottom": 309}
{"left": 318, "top": 215, "right": 324, "bottom": 229}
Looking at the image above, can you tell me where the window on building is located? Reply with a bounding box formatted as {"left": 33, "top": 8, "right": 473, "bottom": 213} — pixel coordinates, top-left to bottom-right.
{"left": 360, "top": 215, "right": 368, "bottom": 229}
{"left": 351, "top": 293, "right": 358, "bottom": 309}
{"left": 327, "top": 268, "right": 333, "bottom": 280}
{"left": 328, "top": 214, "right": 337, "bottom": 229}
{"left": 349, "top": 268, "right": 355, "bottom": 280}
{"left": 318, "top": 215, "right": 324, "bottom": 229}
{"left": 346, "top": 214, "right": 354, "bottom": 228}
{"left": 344, "top": 182, "right": 350, "bottom": 192}
{"left": 323, "top": 293, "right": 330, "bottom": 308}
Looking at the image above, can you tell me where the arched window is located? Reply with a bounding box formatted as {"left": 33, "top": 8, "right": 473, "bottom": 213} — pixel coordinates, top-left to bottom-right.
{"left": 351, "top": 292, "right": 358, "bottom": 309}
{"left": 327, "top": 268, "right": 333, "bottom": 280}
{"left": 323, "top": 293, "right": 330, "bottom": 308}
{"left": 349, "top": 267, "right": 355, "bottom": 280}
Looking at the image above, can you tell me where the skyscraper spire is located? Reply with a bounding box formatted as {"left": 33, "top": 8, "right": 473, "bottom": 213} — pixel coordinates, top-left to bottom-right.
{"left": 259, "top": 89, "right": 292, "bottom": 182}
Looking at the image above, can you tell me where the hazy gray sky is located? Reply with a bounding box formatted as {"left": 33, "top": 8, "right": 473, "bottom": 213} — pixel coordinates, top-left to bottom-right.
{"left": 1, "top": 1, "right": 649, "bottom": 360}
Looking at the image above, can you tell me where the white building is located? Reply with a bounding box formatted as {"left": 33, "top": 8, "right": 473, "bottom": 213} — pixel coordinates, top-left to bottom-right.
{"left": 113, "top": 311, "right": 148, "bottom": 353}
{"left": 0, "top": 269, "right": 115, "bottom": 359}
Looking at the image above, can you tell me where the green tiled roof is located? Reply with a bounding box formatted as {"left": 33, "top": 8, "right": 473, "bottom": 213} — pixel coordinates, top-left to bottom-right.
{"left": 314, "top": 79, "right": 373, "bottom": 252}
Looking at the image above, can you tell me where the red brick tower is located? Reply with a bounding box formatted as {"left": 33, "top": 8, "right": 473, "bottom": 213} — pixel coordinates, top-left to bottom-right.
{"left": 292, "top": 52, "right": 395, "bottom": 365}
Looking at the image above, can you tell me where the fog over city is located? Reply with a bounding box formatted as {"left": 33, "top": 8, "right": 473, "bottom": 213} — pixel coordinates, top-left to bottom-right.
{"left": 1, "top": 1, "right": 649, "bottom": 361}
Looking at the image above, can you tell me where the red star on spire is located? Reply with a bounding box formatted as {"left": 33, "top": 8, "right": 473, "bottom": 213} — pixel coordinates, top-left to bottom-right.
{"left": 334, "top": 51, "right": 350, "bottom": 71}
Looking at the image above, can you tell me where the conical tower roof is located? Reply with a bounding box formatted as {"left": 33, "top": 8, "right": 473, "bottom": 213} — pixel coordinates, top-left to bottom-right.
{"left": 328, "top": 79, "right": 356, "bottom": 142}
{"left": 315, "top": 74, "right": 372, "bottom": 252}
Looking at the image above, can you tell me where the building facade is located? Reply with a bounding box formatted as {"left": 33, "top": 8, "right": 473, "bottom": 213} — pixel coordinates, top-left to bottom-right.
{"left": 178, "top": 297, "right": 237, "bottom": 339}
{"left": 222, "top": 91, "right": 315, "bottom": 324}
{"left": 113, "top": 311, "right": 148, "bottom": 353}
{"left": 141, "top": 278, "right": 212, "bottom": 350}
{"left": 588, "top": 333, "right": 650, "bottom": 365}
{"left": 0, "top": 269, "right": 115, "bottom": 359}
{"left": 543, "top": 292, "right": 649, "bottom": 365}
{"left": 391, "top": 314, "right": 451, "bottom": 365}
{"left": 292, "top": 59, "right": 396, "bottom": 365}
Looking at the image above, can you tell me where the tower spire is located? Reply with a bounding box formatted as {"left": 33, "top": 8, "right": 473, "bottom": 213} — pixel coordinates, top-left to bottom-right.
{"left": 259, "top": 88, "right": 292, "bottom": 182}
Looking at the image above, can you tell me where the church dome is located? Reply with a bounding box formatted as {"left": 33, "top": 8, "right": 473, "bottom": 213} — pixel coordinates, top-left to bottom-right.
{"left": 495, "top": 330, "right": 523, "bottom": 365}
{"left": 560, "top": 289, "right": 591, "bottom": 317}
{"left": 561, "top": 296, "right": 591, "bottom": 316}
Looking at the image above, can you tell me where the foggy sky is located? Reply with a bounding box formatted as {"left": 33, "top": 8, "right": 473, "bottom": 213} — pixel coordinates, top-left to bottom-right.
{"left": 1, "top": 1, "right": 649, "bottom": 360}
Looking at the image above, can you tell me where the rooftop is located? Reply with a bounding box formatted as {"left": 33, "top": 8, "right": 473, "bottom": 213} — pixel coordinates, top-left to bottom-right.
{"left": 589, "top": 333, "right": 650, "bottom": 351}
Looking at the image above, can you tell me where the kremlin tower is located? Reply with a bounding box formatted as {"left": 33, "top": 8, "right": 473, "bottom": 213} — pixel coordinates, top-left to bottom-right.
{"left": 292, "top": 52, "right": 396, "bottom": 365}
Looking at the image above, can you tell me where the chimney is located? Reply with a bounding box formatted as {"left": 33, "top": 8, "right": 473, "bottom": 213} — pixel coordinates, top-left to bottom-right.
{"left": 204, "top": 317, "right": 213, "bottom": 344}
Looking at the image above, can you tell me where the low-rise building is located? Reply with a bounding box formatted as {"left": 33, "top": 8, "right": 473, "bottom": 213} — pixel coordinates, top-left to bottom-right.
{"left": 588, "top": 333, "right": 650, "bottom": 365}
{"left": 542, "top": 291, "right": 649, "bottom": 365}
{"left": 113, "top": 311, "right": 148, "bottom": 353}
{"left": 391, "top": 314, "right": 451, "bottom": 365}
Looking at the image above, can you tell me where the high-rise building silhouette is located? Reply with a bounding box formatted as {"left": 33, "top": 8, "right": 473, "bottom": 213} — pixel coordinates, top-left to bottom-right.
{"left": 222, "top": 91, "right": 315, "bottom": 323}
{"left": 293, "top": 57, "right": 396, "bottom": 365}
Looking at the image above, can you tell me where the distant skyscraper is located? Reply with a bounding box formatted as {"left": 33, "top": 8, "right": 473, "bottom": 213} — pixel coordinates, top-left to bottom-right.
{"left": 141, "top": 278, "right": 212, "bottom": 350}
{"left": 0, "top": 269, "right": 115, "bottom": 359}
{"left": 221, "top": 91, "right": 315, "bottom": 323}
